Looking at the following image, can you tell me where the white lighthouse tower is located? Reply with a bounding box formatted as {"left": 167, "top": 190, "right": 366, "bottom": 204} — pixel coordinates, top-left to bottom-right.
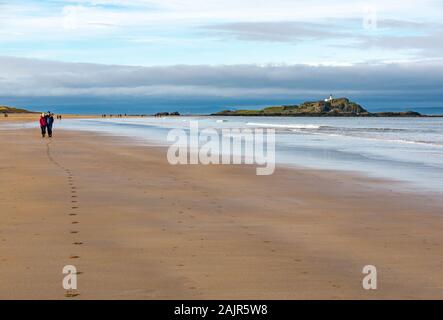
{"left": 324, "top": 94, "right": 333, "bottom": 102}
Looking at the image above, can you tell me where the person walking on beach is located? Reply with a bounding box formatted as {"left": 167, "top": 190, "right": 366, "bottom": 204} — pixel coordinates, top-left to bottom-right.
{"left": 46, "top": 112, "right": 54, "bottom": 138}
{"left": 39, "top": 113, "right": 47, "bottom": 138}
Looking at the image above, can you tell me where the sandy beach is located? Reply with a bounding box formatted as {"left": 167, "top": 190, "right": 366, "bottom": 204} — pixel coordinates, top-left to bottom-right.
{"left": 1, "top": 117, "right": 443, "bottom": 299}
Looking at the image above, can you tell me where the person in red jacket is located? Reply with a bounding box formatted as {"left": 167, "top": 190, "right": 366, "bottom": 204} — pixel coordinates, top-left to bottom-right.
{"left": 39, "top": 113, "right": 47, "bottom": 138}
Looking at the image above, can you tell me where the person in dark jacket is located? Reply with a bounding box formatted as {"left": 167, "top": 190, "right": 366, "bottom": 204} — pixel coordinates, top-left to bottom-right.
{"left": 39, "top": 113, "right": 47, "bottom": 138}
{"left": 46, "top": 112, "right": 54, "bottom": 138}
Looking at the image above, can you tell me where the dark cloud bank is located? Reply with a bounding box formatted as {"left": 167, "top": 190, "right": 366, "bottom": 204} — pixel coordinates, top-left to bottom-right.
{"left": 1, "top": 56, "right": 442, "bottom": 114}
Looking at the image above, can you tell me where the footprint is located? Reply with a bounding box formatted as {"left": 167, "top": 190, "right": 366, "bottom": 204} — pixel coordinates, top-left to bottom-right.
{"left": 65, "top": 291, "right": 79, "bottom": 298}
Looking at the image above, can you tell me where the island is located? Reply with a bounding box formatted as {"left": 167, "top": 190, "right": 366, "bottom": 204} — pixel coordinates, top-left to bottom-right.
{"left": 212, "top": 96, "right": 423, "bottom": 117}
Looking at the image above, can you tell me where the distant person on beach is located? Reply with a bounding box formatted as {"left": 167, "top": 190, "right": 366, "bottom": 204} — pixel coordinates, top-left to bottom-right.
{"left": 46, "top": 112, "right": 54, "bottom": 138}
{"left": 39, "top": 113, "right": 47, "bottom": 138}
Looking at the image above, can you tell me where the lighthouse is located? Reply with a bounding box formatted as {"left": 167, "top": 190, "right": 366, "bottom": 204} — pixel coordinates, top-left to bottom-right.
{"left": 324, "top": 94, "right": 333, "bottom": 102}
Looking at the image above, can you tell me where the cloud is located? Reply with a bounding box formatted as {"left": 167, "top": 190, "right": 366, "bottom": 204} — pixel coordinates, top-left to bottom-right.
{"left": 357, "top": 34, "right": 443, "bottom": 58}
{"left": 1, "top": 1, "right": 442, "bottom": 66}
{"left": 202, "top": 19, "right": 443, "bottom": 59}
{"left": 1, "top": 0, "right": 441, "bottom": 38}
{"left": 202, "top": 21, "right": 347, "bottom": 43}
{"left": 0, "top": 56, "right": 442, "bottom": 102}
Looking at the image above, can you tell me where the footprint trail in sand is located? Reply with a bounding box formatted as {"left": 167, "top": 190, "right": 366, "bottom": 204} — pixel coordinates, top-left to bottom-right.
{"left": 46, "top": 141, "right": 83, "bottom": 298}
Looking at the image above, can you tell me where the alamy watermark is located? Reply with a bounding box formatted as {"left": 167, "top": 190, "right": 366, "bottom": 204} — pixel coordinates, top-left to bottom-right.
{"left": 363, "top": 5, "right": 378, "bottom": 30}
{"left": 63, "top": 264, "right": 78, "bottom": 297}
{"left": 166, "top": 121, "right": 276, "bottom": 175}
{"left": 362, "top": 265, "right": 377, "bottom": 290}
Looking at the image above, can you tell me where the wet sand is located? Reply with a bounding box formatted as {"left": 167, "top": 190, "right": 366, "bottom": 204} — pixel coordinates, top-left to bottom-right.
{"left": 1, "top": 122, "right": 443, "bottom": 299}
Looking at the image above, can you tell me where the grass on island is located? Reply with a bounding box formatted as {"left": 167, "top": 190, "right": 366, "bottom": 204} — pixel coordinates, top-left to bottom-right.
{"left": 0, "top": 106, "right": 34, "bottom": 114}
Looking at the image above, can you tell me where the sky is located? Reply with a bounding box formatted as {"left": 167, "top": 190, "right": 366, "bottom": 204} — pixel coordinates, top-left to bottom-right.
{"left": 0, "top": 0, "right": 442, "bottom": 113}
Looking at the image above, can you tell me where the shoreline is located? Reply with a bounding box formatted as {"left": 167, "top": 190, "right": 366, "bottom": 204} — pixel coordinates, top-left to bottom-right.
{"left": 3, "top": 115, "right": 443, "bottom": 196}
{"left": 2, "top": 113, "right": 443, "bottom": 119}
{"left": 52, "top": 127, "right": 443, "bottom": 198}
